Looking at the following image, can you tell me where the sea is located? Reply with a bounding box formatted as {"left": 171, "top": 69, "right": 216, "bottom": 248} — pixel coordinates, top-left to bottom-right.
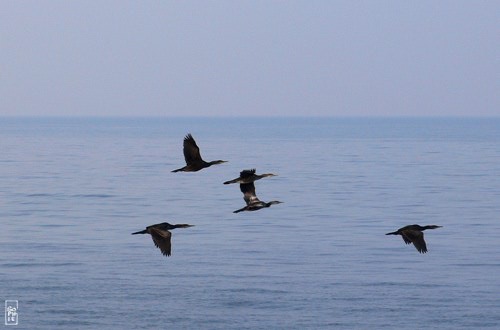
{"left": 1, "top": 117, "right": 499, "bottom": 329}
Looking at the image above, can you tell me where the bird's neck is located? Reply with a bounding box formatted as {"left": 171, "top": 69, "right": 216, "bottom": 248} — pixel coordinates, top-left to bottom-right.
{"left": 208, "top": 160, "right": 225, "bottom": 166}
{"left": 172, "top": 224, "right": 192, "bottom": 229}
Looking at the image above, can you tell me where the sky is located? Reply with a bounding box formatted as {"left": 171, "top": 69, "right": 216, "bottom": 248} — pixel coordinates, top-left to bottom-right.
{"left": 1, "top": 1, "right": 498, "bottom": 117}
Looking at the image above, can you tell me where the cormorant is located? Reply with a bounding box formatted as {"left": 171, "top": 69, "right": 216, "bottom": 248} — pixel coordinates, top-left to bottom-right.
{"left": 132, "top": 222, "right": 194, "bottom": 257}
{"left": 386, "top": 224, "right": 442, "bottom": 254}
{"left": 223, "top": 169, "right": 276, "bottom": 185}
{"left": 172, "top": 134, "right": 227, "bottom": 172}
{"left": 233, "top": 181, "right": 282, "bottom": 213}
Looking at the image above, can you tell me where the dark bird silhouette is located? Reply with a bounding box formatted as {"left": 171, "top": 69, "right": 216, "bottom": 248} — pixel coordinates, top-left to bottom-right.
{"left": 132, "top": 222, "right": 194, "bottom": 257}
{"left": 233, "top": 181, "right": 282, "bottom": 213}
{"left": 386, "top": 224, "right": 442, "bottom": 253}
{"left": 172, "top": 134, "right": 227, "bottom": 172}
{"left": 224, "top": 169, "right": 277, "bottom": 185}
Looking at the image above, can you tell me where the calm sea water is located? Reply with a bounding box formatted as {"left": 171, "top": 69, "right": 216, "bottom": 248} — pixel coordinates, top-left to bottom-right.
{"left": 1, "top": 117, "right": 499, "bottom": 329}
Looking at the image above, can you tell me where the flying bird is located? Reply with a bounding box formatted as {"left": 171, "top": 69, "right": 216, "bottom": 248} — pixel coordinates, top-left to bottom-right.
{"left": 233, "top": 181, "right": 282, "bottom": 213}
{"left": 386, "top": 224, "right": 442, "bottom": 253}
{"left": 132, "top": 222, "right": 194, "bottom": 257}
{"left": 223, "top": 169, "right": 277, "bottom": 185}
{"left": 172, "top": 134, "right": 227, "bottom": 172}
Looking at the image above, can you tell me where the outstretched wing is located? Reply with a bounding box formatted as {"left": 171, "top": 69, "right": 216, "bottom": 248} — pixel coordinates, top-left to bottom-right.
{"left": 404, "top": 230, "right": 428, "bottom": 253}
{"left": 400, "top": 232, "right": 413, "bottom": 245}
{"left": 240, "top": 182, "right": 260, "bottom": 205}
{"left": 224, "top": 169, "right": 256, "bottom": 184}
{"left": 183, "top": 134, "right": 203, "bottom": 165}
{"left": 148, "top": 227, "right": 172, "bottom": 257}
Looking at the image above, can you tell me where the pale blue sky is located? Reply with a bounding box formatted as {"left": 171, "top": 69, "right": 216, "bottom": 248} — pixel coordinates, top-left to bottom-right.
{"left": 1, "top": 1, "right": 498, "bottom": 117}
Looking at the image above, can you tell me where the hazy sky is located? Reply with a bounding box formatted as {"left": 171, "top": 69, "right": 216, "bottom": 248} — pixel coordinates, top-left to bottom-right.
{"left": 1, "top": 1, "right": 498, "bottom": 117}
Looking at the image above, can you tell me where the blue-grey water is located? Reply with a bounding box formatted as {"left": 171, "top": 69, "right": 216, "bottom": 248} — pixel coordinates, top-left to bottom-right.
{"left": 1, "top": 117, "right": 499, "bottom": 329}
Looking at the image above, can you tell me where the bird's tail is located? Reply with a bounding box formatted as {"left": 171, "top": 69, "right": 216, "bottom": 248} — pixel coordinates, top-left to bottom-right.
{"left": 131, "top": 229, "right": 147, "bottom": 235}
